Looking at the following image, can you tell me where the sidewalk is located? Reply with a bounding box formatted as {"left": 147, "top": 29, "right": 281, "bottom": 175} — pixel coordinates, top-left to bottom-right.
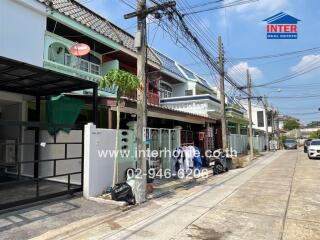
{"left": 148, "top": 151, "right": 270, "bottom": 200}
{"left": 173, "top": 149, "right": 320, "bottom": 240}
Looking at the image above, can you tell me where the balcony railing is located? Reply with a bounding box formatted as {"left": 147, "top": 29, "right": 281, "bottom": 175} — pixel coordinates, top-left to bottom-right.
{"left": 43, "top": 60, "right": 101, "bottom": 84}
{"left": 160, "top": 94, "right": 221, "bottom": 117}
{"left": 64, "top": 53, "right": 101, "bottom": 76}
{"left": 44, "top": 31, "right": 119, "bottom": 95}
{"left": 148, "top": 92, "right": 160, "bottom": 105}
{"left": 123, "top": 91, "right": 160, "bottom": 106}
{"left": 160, "top": 89, "right": 172, "bottom": 99}
{"left": 226, "top": 106, "right": 245, "bottom": 118}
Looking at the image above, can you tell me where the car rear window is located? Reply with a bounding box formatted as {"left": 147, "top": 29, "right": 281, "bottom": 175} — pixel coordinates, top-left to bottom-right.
{"left": 285, "top": 140, "right": 296, "bottom": 144}
{"left": 311, "top": 141, "right": 320, "bottom": 145}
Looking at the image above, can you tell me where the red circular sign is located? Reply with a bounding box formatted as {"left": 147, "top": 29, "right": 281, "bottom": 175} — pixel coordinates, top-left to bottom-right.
{"left": 70, "top": 43, "right": 90, "bottom": 56}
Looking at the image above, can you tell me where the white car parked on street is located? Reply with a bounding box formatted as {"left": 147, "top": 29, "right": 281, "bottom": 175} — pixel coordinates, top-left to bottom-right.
{"left": 308, "top": 139, "right": 320, "bottom": 159}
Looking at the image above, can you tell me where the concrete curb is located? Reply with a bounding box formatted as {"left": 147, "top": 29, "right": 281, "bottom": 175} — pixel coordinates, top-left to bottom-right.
{"left": 88, "top": 197, "right": 128, "bottom": 207}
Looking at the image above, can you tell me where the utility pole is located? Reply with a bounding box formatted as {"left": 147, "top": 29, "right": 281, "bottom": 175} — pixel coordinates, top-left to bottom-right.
{"left": 124, "top": 0, "right": 176, "bottom": 204}
{"left": 271, "top": 107, "right": 275, "bottom": 139}
{"left": 136, "top": 0, "right": 147, "bottom": 204}
{"left": 263, "top": 95, "right": 270, "bottom": 151}
{"left": 218, "top": 36, "right": 228, "bottom": 151}
{"left": 247, "top": 69, "right": 254, "bottom": 159}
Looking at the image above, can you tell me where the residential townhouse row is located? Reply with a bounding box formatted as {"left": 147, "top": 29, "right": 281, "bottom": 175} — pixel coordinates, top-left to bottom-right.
{"left": 0, "top": 0, "right": 276, "bottom": 210}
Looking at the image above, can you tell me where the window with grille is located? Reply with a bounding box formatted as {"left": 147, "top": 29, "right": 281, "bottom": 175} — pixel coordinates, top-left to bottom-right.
{"left": 63, "top": 53, "right": 101, "bottom": 75}
{"left": 90, "top": 63, "right": 100, "bottom": 75}
{"left": 80, "top": 59, "right": 89, "bottom": 72}
{"left": 160, "top": 82, "right": 172, "bottom": 99}
{"left": 257, "top": 111, "right": 264, "bottom": 127}
{"left": 64, "top": 53, "right": 72, "bottom": 66}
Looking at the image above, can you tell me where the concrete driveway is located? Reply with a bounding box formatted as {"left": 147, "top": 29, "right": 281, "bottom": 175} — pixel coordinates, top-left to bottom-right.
{"left": 0, "top": 196, "right": 119, "bottom": 240}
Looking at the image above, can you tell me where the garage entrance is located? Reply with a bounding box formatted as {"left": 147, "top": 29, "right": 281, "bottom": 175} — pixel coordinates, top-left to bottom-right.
{"left": 0, "top": 56, "right": 98, "bottom": 210}
{"left": 0, "top": 121, "right": 84, "bottom": 210}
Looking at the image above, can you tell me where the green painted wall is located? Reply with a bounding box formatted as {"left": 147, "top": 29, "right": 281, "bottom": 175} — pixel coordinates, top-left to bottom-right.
{"left": 101, "top": 60, "right": 119, "bottom": 75}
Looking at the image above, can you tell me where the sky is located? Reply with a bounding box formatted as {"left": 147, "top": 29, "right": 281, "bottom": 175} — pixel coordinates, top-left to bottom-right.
{"left": 80, "top": 0, "right": 320, "bottom": 125}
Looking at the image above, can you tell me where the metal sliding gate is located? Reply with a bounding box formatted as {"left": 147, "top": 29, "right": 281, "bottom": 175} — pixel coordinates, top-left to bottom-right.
{"left": 0, "top": 121, "right": 84, "bottom": 210}
{"left": 145, "top": 128, "right": 178, "bottom": 171}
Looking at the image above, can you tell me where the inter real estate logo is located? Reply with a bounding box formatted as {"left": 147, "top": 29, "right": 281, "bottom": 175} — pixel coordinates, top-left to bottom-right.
{"left": 263, "top": 12, "right": 301, "bottom": 39}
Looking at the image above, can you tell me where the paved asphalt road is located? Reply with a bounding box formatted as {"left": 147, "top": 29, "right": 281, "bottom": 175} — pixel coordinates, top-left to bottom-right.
{"left": 2, "top": 149, "right": 320, "bottom": 240}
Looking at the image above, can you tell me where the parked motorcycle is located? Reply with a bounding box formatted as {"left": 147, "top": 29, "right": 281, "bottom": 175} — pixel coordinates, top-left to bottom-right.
{"left": 209, "top": 150, "right": 229, "bottom": 175}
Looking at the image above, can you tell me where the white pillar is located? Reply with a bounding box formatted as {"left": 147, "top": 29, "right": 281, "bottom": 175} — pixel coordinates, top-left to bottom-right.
{"left": 83, "top": 123, "right": 118, "bottom": 198}
{"left": 83, "top": 123, "right": 96, "bottom": 199}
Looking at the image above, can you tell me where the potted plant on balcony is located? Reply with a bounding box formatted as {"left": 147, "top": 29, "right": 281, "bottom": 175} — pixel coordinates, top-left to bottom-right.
{"left": 99, "top": 69, "right": 140, "bottom": 186}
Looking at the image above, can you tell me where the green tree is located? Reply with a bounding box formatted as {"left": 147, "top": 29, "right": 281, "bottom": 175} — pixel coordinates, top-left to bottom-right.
{"left": 99, "top": 69, "right": 140, "bottom": 186}
{"left": 310, "top": 130, "right": 320, "bottom": 139}
{"left": 307, "top": 121, "right": 320, "bottom": 128}
{"left": 283, "top": 119, "right": 300, "bottom": 131}
{"left": 279, "top": 135, "right": 287, "bottom": 148}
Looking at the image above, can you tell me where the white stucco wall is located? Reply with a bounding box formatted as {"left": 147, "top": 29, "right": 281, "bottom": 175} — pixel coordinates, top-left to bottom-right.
{"left": 241, "top": 101, "right": 272, "bottom": 133}
{"left": 171, "top": 83, "right": 188, "bottom": 97}
{"left": 187, "top": 81, "right": 197, "bottom": 95}
{"left": 0, "top": 0, "right": 47, "bottom": 66}
{"left": 83, "top": 124, "right": 136, "bottom": 198}
{"left": 278, "top": 120, "right": 284, "bottom": 130}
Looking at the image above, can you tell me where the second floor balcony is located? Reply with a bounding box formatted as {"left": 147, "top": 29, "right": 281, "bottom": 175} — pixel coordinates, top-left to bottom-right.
{"left": 124, "top": 86, "right": 160, "bottom": 106}
{"left": 44, "top": 31, "right": 106, "bottom": 84}
{"left": 43, "top": 31, "right": 160, "bottom": 105}
{"left": 160, "top": 94, "right": 221, "bottom": 118}
{"left": 226, "top": 105, "right": 246, "bottom": 118}
{"left": 226, "top": 105, "right": 249, "bottom": 126}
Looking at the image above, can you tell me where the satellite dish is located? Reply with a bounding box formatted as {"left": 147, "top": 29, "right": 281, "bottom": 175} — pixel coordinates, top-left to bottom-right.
{"left": 70, "top": 43, "right": 90, "bottom": 56}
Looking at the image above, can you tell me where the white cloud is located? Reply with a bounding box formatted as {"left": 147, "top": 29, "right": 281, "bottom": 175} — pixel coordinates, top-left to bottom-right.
{"left": 228, "top": 62, "right": 262, "bottom": 81}
{"left": 236, "top": 0, "right": 288, "bottom": 13}
{"left": 291, "top": 55, "right": 320, "bottom": 72}
{"left": 224, "top": 0, "right": 290, "bottom": 19}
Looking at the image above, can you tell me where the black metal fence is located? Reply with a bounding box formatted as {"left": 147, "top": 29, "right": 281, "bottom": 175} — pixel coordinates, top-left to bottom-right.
{"left": 0, "top": 121, "right": 84, "bottom": 210}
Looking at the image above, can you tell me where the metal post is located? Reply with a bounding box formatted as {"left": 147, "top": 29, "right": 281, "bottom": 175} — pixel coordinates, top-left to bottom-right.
{"left": 247, "top": 70, "right": 254, "bottom": 159}
{"left": 108, "top": 108, "right": 113, "bottom": 129}
{"left": 92, "top": 86, "right": 98, "bottom": 125}
{"left": 34, "top": 95, "right": 40, "bottom": 179}
{"left": 218, "top": 36, "right": 228, "bottom": 151}
{"left": 263, "top": 95, "right": 269, "bottom": 151}
{"left": 272, "top": 109, "right": 276, "bottom": 140}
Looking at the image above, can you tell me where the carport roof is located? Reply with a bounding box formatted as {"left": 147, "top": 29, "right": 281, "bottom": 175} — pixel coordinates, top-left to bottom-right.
{"left": 0, "top": 56, "right": 97, "bottom": 96}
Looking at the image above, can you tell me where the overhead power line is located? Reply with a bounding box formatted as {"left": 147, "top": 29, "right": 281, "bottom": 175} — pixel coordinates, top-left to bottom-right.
{"left": 253, "top": 59, "right": 320, "bottom": 88}
{"left": 181, "top": 0, "right": 258, "bottom": 16}
{"left": 179, "top": 0, "right": 224, "bottom": 11}
{"left": 267, "top": 94, "right": 320, "bottom": 99}
{"left": 280, "top": 112, "right": 320, "bottom": 115}
{"left": 227, "top": 46, "right": 320, "bottom": 61}
{"left": 148, "top": 0, "right": 253, "bottom": 98}
{"left": 162, "top": 2, "right": 248, "bottom": 95}
{"left": 151, "top": 0, "right": 250, "bottom": 91}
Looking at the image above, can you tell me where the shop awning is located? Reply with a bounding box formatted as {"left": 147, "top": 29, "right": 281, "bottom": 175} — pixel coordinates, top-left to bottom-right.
{"left": 0, "top": 56, "right": 97, "bottom": 96}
